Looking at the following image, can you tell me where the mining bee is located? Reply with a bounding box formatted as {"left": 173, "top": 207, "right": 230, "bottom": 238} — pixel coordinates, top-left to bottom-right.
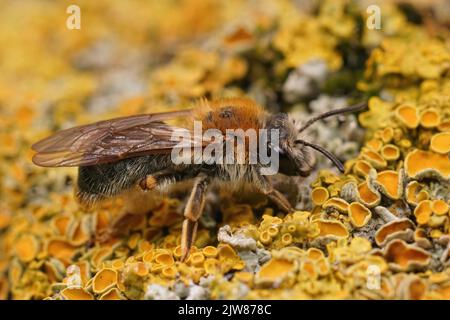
{"left": 32, "top": 97, "right": 366, "bottom": 260}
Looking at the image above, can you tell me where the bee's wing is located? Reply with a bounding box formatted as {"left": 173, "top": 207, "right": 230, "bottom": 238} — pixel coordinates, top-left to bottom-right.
{"left": 32, "top": 109, "right": 200, "bottom": 167}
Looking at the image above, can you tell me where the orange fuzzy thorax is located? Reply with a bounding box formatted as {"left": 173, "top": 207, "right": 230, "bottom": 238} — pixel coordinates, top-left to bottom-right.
{"left": 193, "top": 97, "right": 266, "bottom": 133}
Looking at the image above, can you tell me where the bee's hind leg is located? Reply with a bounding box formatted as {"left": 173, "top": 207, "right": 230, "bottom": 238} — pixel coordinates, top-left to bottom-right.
{"left": 180, "top": 173, "right": 209, "bottom": 262}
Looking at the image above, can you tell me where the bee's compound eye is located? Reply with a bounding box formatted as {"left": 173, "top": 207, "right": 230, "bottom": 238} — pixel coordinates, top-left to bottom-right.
{"left": 278, "top": 153, "right": 298, "bottom": 176}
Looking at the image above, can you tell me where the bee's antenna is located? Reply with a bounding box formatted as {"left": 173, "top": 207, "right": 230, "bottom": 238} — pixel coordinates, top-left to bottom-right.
{"left": 295, "top": 140, "right": 345, "bottom": 173}
{"left": 298, "top": 101, "right": 367, "bottom": 134}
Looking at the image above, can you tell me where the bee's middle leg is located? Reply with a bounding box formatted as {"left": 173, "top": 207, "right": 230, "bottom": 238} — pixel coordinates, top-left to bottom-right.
{"left": 181, "top": 173, "right": 209, "bottom": 262}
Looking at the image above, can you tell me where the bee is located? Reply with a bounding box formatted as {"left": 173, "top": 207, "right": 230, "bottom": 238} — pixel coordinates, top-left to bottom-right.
{"left": 32, "top": 97, "right": 366, "bottom": 261}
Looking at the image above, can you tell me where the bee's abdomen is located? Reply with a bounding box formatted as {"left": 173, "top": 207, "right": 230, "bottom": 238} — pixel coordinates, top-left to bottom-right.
{"left": 75, "top": 155, "right": 172, "bottom": 205}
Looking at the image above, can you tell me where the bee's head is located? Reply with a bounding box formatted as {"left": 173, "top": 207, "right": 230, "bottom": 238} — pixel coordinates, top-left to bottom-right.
{"left": 265, "top": 102, "right": 367, "bottom": 177}
{"left": 265, "top": 113, "right": 315, "bottom": 177}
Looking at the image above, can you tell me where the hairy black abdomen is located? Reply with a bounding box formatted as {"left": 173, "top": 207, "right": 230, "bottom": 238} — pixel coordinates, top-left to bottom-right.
{"left": 76, "top": 155, "right": 172, "bottom": 204}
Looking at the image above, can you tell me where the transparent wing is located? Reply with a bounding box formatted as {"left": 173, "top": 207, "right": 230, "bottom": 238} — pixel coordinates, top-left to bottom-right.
{"left": 32, "top": 110, "right": 199, "bottom": 167}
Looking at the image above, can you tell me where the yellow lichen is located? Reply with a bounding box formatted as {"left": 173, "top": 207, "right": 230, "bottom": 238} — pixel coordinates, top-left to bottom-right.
{"left": 438, "top": 120, "right": 450, "bottom": 132}
{"left": 357, "top": 181, "right": 381, "bottom": 207}
{"left": 405, "top": 181, "right": 427, "bottom": 206}
{"left": 281, "top": 233, "right": 293, "bottom": 246}
{"left": 353, "top": 160, "right": 373, "bottom": 178}
{"left": 361, "top": 150, "right": 387, "bottom": 169}
{"left": 316, "top": 219, "right": 349, "bottom": 238}
{"left": 432, "top": 199, "right": 449, "bottom": 216}
{"left": 430, "top": 132, "right": 450, "bottom": 154}
{"left": 381, "top": 127, "right": 394, "bottom": 143}
{"left": 311, "top": 187, "right": 329, "bottom": 206}
{"left": 204, "top": 258, "right": 220, "bottom": 275}
{"left": 414, "top": 200, "right": 433, "bottom": 225}
{"left": 189, "top": 252, "right": 205, "bottom": 267}
{"left": 375, "top": 170, "right": 402, "bottom": 200}
{"left": 384, "top": 240, "right": 430, "bottom": 271}
{"left": 366, "top": 138, "right": 383, "bottom": 152}
{"left": 161, "top": 266, "right": 178, "bottom": 279}
{"left": 396, "top": 104, "right": 419, "bottom": 129}
{"left": 405, "top": 149, "right": 450, "bottom": 180}
{"left": 155, "top": 252, "right": 175, "bottom": 266}
{"left": 381, "top": 144, "right": 400, "bottom": 161}
{"left": 419, "top": 109, "right": 440, "bottom": 128}
{"left": 15, "top": 234, "right": 40, "bottom": 263}
{"left": 202, "top": 246, "right": 218, "bottom": 258}
{"left": 92, "top": 268, "right": 118, "bottom": 294}
{"left": 60, "top": 287, "right": 94, "bottom": 300}
{"left": 375, "top": 219, "right": 415, "bottom": 246}
{"left": 322, "top": 198, "right": 349, "bottom": 213}
{"left": 256, "top": 258, "right": 295, "bottom": 285}
{"left": 348, "top": 202, "right": 372, "bottom": 228}
{"left": 99, "top": 288, "right": 125, "bottom": 300}
{"left": 46, "top": 238, "right": 77, "bottom": 265}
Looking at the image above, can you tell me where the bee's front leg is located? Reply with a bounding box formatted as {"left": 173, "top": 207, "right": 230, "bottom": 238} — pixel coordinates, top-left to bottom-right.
{"left": 260, "top": 176, "right": 295, "bottom": 213}
{"left": 181, "top": 173, "right": 209, "bottom": 262}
